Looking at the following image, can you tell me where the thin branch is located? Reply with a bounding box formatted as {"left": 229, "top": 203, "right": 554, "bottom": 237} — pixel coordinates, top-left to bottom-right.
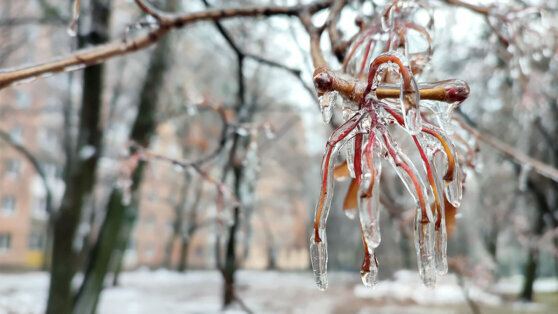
{"left": 0, "top": 0, "right": 332, "bottom": 89}
{"left": 326, "top": 0, "right": 348, "bottom": 62}
{"left": 444, "top": 0, "right": 490, "bottom": 15}
{"left": 0, "top": 129, "right": 53, "bottom": 215}
{"left": 455, "top": 114, "right": 558, "bottom": 182}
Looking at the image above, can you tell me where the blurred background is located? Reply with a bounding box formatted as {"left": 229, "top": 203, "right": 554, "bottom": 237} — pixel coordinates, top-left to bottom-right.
{"left": 0, "top": 0, "right": 557, "bottom": 313}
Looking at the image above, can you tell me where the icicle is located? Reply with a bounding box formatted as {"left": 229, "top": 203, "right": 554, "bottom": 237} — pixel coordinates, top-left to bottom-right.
{"left": 310, "top": 229, "right": 328, "bottom": 290}
{"left": 445, "top": 166, "right": 462, "bottom": 207}
{"left": 431, "top": 151, "right": 448, "bottom": 275}
{"left": 68, "top": 0, "right": 80, "bottom": 37}
{"left": 311, "top": 140, "right": 347, "bottom": 290}
{"left": 344, "top": 208, "right": 357, "bottom": 220}
{"left": 358, "top": 150, "right": 382, "bottom": 249}
{"left": 360, "top": 249, "right": 378, "bottom": 288}
{"left": 415, "top": 213, "right": 436, "bottom": 287}
{"left": 310, "top": 112, "right": 365, "bottom": 290}
{"left": 319, "top": 91, "right": 338, "bottom": 124}
{"left": 345, "top": 135, "right": 356, "bottom": 178}
{"left": 400, "top": 77, "right": 422, "bottom": 135}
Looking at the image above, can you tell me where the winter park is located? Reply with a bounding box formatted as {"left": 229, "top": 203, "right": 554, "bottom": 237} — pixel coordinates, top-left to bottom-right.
{"left": 0, "top": 0, "right": 557, "bottom": 313}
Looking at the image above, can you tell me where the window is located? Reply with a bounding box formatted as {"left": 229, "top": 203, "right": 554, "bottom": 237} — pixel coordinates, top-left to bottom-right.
{"left": 1, "top": 195, "right": 16, "bottom": 217}
{"left": 5, "top": 159, "right": 22, "bottom": 178}
{"left": 0, "top": 234, "right": 11, "bottom": 252}
{"left": 10, "top": 125, "right": 24, "bottom": 144}
{"left": 28, "top": 233, "right": 44, "bottom": 250}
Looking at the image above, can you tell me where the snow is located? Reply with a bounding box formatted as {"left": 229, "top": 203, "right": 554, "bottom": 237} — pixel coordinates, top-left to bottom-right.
{"left": 354, "top": 270, "right": 501, "bottom": 306}
{"left": 0, "top": 270, "right": 556, "bottom": 314}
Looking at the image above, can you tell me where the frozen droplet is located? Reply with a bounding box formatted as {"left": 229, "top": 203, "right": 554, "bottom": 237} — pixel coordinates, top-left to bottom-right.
{"left": 344, "top": 208, "right": 357, "bottom": 220}
{"left": 400, "top": 78, "right": 422, "bottom": 135}
{"left": 79, "top": 145, "right": 96, "bottom": 160}
{"left": 320, "top": 91, "right": 338, "bottom": 124}
{"left": 345, "top": 136, "right": 356, "bottom": 178}
{"left": 12, "top": 76, "right": 38, "bottom": 87}
{"left": 415, "top": 215, "right": 436, "bottom": 288}
{"left": 63, "top": 64, "right": 86, "bottom": 72}
{"left": 310, "top": 230, "right": 328, "bottom": 290}
{"left": 68, "top": 0, "right": 80, "bottom": 37}
{"left": 444, "top": 167, "right": 462, "bottom": 207}
{"left": 403, "top": 106, "right": 422, "bottom": 135}
{"left": 360, "top": 249, "right": 378, "bottom": 288}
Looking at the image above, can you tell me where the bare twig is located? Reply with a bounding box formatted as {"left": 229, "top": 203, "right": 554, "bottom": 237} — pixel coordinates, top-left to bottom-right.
{"left": 455, "top": 114, "right": 558, "bottom": 182}
{"left": 0, "top": 0, "right": 332, "bottom": 89}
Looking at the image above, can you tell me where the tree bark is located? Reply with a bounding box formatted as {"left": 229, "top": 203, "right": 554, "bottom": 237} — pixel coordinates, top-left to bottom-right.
{"left": 71, "top": 1, "right": 173, "bottom": 311}
{"left": 520, "top": 179, "right": 547, "bottom": 301}
{"left": 45, "top": 1, "right": 109, "bottom": 313}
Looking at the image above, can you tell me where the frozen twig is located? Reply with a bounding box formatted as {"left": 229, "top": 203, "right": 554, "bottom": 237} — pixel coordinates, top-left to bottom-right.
{"left": 0, "top": 0, "right": 332, "bottom": 89}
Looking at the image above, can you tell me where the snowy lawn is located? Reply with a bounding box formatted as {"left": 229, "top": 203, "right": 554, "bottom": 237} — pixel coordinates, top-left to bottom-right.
{"left": 0, "top": 270, "right": 557, "bottom": 314}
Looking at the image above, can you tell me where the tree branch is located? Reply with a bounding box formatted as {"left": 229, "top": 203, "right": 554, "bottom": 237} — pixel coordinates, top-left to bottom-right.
{"left": 0, "top": 0, "right": 332, "bottom": 89}
{"left": 455, "top": 114, "right": 558, "bottom": 182}
{"left": 0, "top": 129, "right": 53, "bottom": 215}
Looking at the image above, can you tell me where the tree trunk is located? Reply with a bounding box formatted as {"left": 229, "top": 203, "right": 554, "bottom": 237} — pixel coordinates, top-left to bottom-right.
{"left": 70, "top": 2, "right": 173, "bottom": 310}
{"left": 223, "top": 205, "right": 240, "bottom": 306}
{"left": 178, "top": 235, "right": 191, "bottom": 272}
{"left": 45, "top": 1, "right": 109, "bottom": 313}
{"left": 164, "top": 173, "right": 191, "bottom": 268}
{"left": 223, "top": 164, "right": 243, "bottom": 307}
{"left": 520, "top": 179, "right": 548, "bottom": 301}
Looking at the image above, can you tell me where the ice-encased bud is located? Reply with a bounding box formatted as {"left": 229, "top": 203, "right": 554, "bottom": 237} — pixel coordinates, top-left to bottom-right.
{"left": 319, "top": 91, "right": 338, "bottom": 124}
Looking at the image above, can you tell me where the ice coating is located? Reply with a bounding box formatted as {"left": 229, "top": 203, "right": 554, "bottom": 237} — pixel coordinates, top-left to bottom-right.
{"left": 358, "top": 134, "right": 383, "bottom": 248}
{"left": 415, "top": 215, "right": 437, "bottom": 287}
{"left": 320, "top": 91, "right": 338, "bottom": 124}
{"left": 310, "top": 229, "right": 328, "bottom": 290}
{"left": 310, "top": 0, "right": 468, "bottom": 291}
{"left": 360, "top": 248, "right": 378, "bottom": 288}
{"left": 345, "top": 135, "right": 356, "bottom": 178}
{"left": 68, "top": 0, "right": 80, "bottom": 37}
{"left": 311, "top": 112, "right": 365, "bottom": 289}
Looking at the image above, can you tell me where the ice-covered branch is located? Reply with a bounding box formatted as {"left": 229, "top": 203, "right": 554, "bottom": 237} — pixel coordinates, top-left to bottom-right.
{"left": 0, "top": 0, "right": 332, "bottom": 89}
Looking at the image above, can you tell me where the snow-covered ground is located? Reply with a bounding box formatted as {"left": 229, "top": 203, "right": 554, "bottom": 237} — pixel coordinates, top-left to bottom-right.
{"left": 0, "top": 270, "right": 556, "bottom": 314}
